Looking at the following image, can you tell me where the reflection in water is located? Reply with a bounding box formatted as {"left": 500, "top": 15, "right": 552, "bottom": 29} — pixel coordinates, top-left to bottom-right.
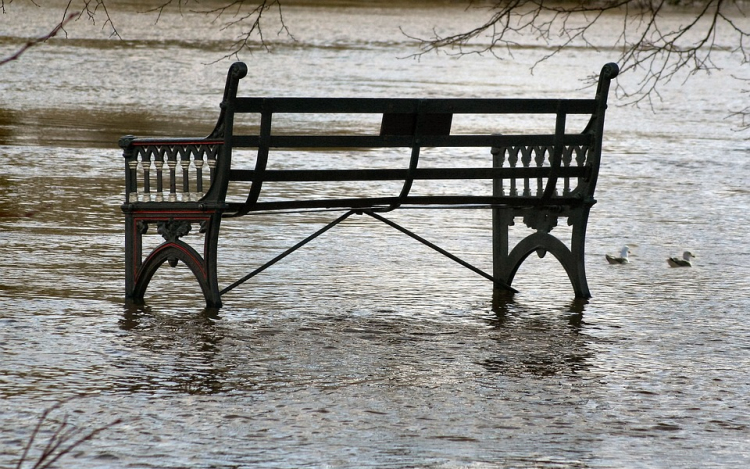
{"left": 482, "top": 291, "right": 593, "bottom": 377}
{"left": 567, "top": 297, "right": 588, "bottom": 327}
{"left": 489, "top": 290, "right": 587, "bottom": 326}
{"left": 118, "top": 303, "right": 229, "bottom": 395}
{"left": 0, "top": 108, "right": 17, "bottom": 146}
{"left": 120, "top": 302, "right": 221, "bottom": 331}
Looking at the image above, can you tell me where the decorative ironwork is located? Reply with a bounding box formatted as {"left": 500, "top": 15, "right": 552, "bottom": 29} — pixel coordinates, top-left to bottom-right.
{"left": 523, "top": 210, "right": 558, "bottom": 233}
{"left": 123, "top": 142, "right": 222, "bottom": 204}
{"left": 157, "top": 219, "right": 191, "bottom": 243}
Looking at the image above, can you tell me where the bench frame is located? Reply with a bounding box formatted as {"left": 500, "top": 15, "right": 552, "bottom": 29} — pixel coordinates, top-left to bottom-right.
{"left": 120, "top": 62, "right": 619, "bottom": 309}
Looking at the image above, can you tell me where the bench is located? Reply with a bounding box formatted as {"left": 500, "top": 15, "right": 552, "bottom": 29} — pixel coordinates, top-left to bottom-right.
{"left": 119, "top": 61, "right": 619, "bottom": 309}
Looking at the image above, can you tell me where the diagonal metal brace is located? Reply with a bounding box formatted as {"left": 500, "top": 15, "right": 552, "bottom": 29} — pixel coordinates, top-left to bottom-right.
{"left": 363, "top": 210, "right": 519, "bottom": 293}
{"left": 221, "top": 210, "right": 356, "bottom": 296}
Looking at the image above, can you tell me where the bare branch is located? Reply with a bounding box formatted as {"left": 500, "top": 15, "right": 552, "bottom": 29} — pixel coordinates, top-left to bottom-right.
{"left": 142, "top": 0, "right": 294, "bottom": 57}
{"left": 143, "top": 0, "right": 199, "bottom": 23}
{"left": 15, "top": 397, "right": 122, "bottom": 469}
{"left": 0, "top": 11, "right": 77, "bottom": 66}
{"left": 68, "top": 0, "right": 121, "bottom": 39}
{"left": 32, "top": 416, "right": 123, "bottom": 469}
{"left": 728, "top": 74, "right": 750, "bottom": 130}
{"left": 406, "top": 0, "right": 750, "bottom": 108}
{"left": 200, "top": 0, "right": 294, "bottom": 59}
{"left": 14, "top": 399, "right": 56, "bottom": 469}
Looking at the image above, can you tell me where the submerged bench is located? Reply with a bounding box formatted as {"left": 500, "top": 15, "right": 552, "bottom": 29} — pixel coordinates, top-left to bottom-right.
{"left": 120, "top": 61, "right": 619, "bottom": 309}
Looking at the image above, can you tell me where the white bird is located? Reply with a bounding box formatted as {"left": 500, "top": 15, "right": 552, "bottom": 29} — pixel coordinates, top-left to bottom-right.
{"left": 668, "top": 251, "right": 696, "bottom": 267}
{"left": 605, "top": 246, "right": 631, "bottom": 264}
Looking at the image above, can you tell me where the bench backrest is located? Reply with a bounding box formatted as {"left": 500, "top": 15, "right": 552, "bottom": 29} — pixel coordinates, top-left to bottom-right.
{"left": 121, "top": 62, "right": 619, "bottom": 215}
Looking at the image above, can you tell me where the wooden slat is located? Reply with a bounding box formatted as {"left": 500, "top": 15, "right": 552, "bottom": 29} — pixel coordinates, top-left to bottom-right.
{"left": 233, "top": 97, "right": 598, "bottom": 115}
{"left": 224, "top": 193, "right": 583, "bottom": 215}
{"left": 225, "top": 197, "right": 402, "bottom": 214}
{"left": 230, "top": 134, "right": 592, "bottom": 149}
{"left": 229, "top": 166, "right": 586, "bottom": 182}
{"left": 130, "top": 138, "right": 224, "bottom": 147}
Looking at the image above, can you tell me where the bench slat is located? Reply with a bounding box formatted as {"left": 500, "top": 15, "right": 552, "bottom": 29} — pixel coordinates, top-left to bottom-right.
{"left": 129, "top": 138, "right": 224, "bottom": 147}
{"left": 231, "top": 134, "right": 592, "bottom": 149}
{"left": 233, "top": 97, "right": 599, "bottom": 114}
{"left": 228, "top": 166, "right": 586, "bottom": 182}
{"left": 224, "top": 194, "right": 581, "bottom": 215}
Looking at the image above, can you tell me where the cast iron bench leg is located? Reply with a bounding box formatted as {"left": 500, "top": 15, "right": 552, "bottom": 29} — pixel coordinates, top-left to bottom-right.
{"left": 492, "top": 207, "right": 592, "bottom": 299}
{"left": 124, "top": 210, "right": 223, "bottom": 309}
{"left": 568, "top": 206, "right": 592, "bottom": 299}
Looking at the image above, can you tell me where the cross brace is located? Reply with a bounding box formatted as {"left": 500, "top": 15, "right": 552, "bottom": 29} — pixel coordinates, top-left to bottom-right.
{"left": 220, "top": 210, "right": 517, "bottom": 297}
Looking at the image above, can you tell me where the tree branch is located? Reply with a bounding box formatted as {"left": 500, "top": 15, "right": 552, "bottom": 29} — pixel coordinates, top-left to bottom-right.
{"left": 144, "top": 0, "right": 294, "bottom": 58}
{"left": 14, "top": 397, "right": 122, "bottom": 469}
{"left": 406, "top": 0, "right": 750, "bottom": 109}
{"left": 0, "top": 11, "right": 77, "bottom": 66}
{"left": 62, "top": 0, "right": 121, "bottom": 38}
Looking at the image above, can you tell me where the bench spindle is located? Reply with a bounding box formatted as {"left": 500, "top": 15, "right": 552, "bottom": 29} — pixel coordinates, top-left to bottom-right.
{"left": 508, "top": 147, "right": 519, "bottom": 197}
{"left": 194, "top": 147, "right": 205, "bottom": 199}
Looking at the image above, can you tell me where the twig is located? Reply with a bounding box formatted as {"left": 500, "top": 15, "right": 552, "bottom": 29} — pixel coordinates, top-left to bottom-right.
{"left": 14, "top": 397, "right": 122, "bottom": 469}
{"left": 404, "top": 0, "right": 750, "bottom": 110}
{"left": 14, "top": 402, "right": 58, "bottom": 469}
{"left": 144, "top": 0, "right": 294, "bottom": 60}
{"left": 0, "top": 11, "right": 78, "bottom": 66}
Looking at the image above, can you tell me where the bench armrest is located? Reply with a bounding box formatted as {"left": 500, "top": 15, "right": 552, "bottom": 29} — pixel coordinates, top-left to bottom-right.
{"left": 119, "top": 136, "right": 224, "bottom": 205}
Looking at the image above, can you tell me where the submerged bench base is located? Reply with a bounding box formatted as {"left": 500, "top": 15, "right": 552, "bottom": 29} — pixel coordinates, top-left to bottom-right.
{"left": 123, "top": 203, "right": 593, "bottom": 310}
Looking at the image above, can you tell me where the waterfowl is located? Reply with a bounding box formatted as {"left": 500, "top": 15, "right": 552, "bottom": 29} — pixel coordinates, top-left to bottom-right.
{"left": 667, "top": 251, "right": 696, "bottom": 267}
{"left": 605, "top": 246, "right": 631, "bottom": 264}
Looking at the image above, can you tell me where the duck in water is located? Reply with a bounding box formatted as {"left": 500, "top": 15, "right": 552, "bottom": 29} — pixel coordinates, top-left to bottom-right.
{"left": 667, "top": 251, "right": 696, "bottom": 267}
{"left": 605, "top": 246, "right": 631, "bottom": 264}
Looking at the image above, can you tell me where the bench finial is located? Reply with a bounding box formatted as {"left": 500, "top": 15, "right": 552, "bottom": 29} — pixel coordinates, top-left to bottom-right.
{"left": 601, "top": 62, "right": 619, "bottom": 80}
{"left": 229, "top": 61, "right": 248, "bottom": 81}
{"left": 119, "top": 135, "right": 136, "bottom": 151}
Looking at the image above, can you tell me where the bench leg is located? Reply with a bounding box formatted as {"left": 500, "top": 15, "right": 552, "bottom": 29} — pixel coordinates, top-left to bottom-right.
{"left": 567, "top": 206, "right": 592, "bottom": 299}
{"left": 492, "top": 207, "right": 592, "bottom": 299}
{"left": 124, "top": 211, "right": 223, "bottom": 309}
{"left": 124, "top": 211, "right": 141, "bottom": 304}
{"left": 492, "top": 208, "right": 517, "bottom": 294}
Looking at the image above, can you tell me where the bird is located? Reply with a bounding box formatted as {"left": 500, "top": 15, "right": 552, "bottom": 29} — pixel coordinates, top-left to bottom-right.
{"left": 605, "top": 246, "right": 631, "bottom": 264}
{"left": 667, "top": 251, "right": 696, "bottom": 267}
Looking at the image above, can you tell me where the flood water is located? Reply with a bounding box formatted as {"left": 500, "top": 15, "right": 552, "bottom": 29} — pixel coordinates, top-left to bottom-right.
{"left": 2, "top": 1, "right": 750, "bottom": 468}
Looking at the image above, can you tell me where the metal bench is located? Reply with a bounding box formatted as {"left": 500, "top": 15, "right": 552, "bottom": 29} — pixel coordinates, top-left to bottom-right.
{"left": 119, "top": 61, "right": 619, "bottom": 309}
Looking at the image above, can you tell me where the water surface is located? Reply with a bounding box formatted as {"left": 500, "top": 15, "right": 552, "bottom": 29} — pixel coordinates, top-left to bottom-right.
{"left": 1, "top": 2, "right": 749, "bottom": 468}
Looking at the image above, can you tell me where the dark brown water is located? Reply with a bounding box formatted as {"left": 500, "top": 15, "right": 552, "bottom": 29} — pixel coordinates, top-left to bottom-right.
{"left": 2, "top": 2, "right": 750, "bottom": 467}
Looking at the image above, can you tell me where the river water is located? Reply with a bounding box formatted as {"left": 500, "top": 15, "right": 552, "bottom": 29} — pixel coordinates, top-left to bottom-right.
{"left": 1, "top": 1, "right": 750, "bottom": 468}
